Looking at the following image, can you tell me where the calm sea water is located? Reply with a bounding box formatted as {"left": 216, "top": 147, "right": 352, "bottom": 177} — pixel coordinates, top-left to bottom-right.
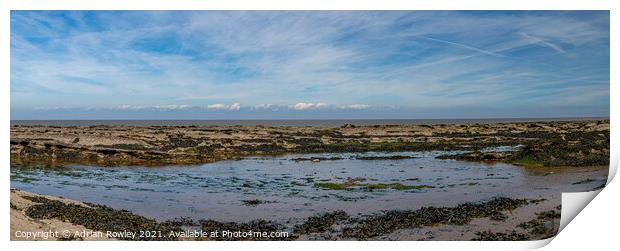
{"left": 11, "top": 150, "right": 607, "bottom": 222}
{"left": 10, "top": 117, "right": 607, "bottom": 127}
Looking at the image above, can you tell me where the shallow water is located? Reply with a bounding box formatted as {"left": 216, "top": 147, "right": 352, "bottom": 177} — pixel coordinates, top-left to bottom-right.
{"left": 10, "top": 149, "right": 607, "bottom": 223}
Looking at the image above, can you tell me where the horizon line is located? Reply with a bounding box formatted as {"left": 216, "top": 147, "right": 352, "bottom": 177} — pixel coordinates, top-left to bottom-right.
{"left": 10, "top": 116, "right": 610, "bottom": 122}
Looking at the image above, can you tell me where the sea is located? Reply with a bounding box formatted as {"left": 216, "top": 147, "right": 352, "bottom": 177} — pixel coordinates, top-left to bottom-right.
{"left": 9, "top": 117, "right": 608, "bottom": 127}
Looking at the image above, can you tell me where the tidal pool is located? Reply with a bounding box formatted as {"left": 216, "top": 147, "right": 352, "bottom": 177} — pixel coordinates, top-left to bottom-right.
{"left": 10, "top": 150, "right": 607, "bottom": 223}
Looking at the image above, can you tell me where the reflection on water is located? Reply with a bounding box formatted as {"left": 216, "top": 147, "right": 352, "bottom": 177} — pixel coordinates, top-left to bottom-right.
{"left": 11, "top": 150, "right": 607, "bottom": 222}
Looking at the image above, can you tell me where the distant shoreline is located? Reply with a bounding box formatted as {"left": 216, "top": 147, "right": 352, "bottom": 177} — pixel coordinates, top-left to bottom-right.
{"left": 10, "top": 117, "right": 609, "bottom": 127}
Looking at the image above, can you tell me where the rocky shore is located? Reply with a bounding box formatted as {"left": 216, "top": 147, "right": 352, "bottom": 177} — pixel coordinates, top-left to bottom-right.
{"left": 10, "top": 189, "right": 562, "bottom": 241}
{"left": 10, "top": 120, "right": 608, "bottom": 241}
{"left": 10, "top": 120, "right": 610, "bottom": 167}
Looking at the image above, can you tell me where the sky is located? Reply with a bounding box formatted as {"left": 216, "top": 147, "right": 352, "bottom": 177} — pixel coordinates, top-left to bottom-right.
{"left": 10, "top": 11, "right": 610, "bottom": 120}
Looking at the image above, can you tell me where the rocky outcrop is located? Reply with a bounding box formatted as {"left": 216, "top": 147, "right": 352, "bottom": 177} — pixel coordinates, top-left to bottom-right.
{"left": 10, "top": 120, "right": 609, "bottom": 167}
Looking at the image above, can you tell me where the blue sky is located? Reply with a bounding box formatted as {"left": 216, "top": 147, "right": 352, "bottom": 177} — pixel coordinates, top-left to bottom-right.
{"left": 10, "top": 11, "right": 610, "bottom": 120}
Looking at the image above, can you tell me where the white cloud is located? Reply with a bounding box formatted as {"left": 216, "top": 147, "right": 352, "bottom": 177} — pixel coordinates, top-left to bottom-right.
{"left": 229, "top": 102, "right": 241, "bottom": 111}
{"left": 291, "top": 103, "right": 312, "bottom": 110}
{"left": 315, "top": 102, "right": 329, "bottom": 109}
{"left": 291, "top": 102, "right": 316, "bottom": 110}
{"left": 116, "top": 104, "right": 144, "bottom": 110}
{"left": 154, "top": 104, "right": 190, "bottom": 110}
{"left": 207, "top": 104, "right": 227, "bottom": 110}
{"left": 253, "top": 104, "right": 274, "bottom": 109}
{"left": 114, "top": 104, "right": 191, "bottom": 110}
{"left": 289, "top": 102, "right": 330, "bottom": 110}
{"left": 206, "top": 103, "right": 241, "bottom": 111}
{"left": 110, "top": 103, "right": 369, "bottom": 112}
{"left": 339, "top": 104, "right": 370, "bottom": 109}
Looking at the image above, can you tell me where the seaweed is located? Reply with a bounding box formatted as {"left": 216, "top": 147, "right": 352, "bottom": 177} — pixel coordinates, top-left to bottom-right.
{"left": 22, "top": 195, "right": 182, "bottom": 241}
{"left": 340, "top": 197, "right": 529, "bottom": 240}
{"left": 472, "top": 231, "right": 529, "bottom": 241}
{"left": 293, "top": 211, "right": 349, "bottom": 234}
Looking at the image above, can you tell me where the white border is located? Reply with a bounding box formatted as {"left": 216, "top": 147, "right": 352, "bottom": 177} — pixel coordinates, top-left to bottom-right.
{"left": 1, "top": 1, "right": 616, "bottom": 250}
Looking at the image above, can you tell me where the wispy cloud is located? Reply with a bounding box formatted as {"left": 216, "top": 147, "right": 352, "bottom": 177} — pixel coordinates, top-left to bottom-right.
{"left": 518, "top": 32, "right": 565, "bottom": 53}
{"left": 10, "top": 11, "right": 609, "bottom": 119}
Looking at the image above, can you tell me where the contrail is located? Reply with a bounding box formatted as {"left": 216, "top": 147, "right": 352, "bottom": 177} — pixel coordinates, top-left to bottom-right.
{"left": 519, "top": 32, "right": 566, "bottom": 54}
{"left": 415, "top": 35, "right": 506, "bottom": 58}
